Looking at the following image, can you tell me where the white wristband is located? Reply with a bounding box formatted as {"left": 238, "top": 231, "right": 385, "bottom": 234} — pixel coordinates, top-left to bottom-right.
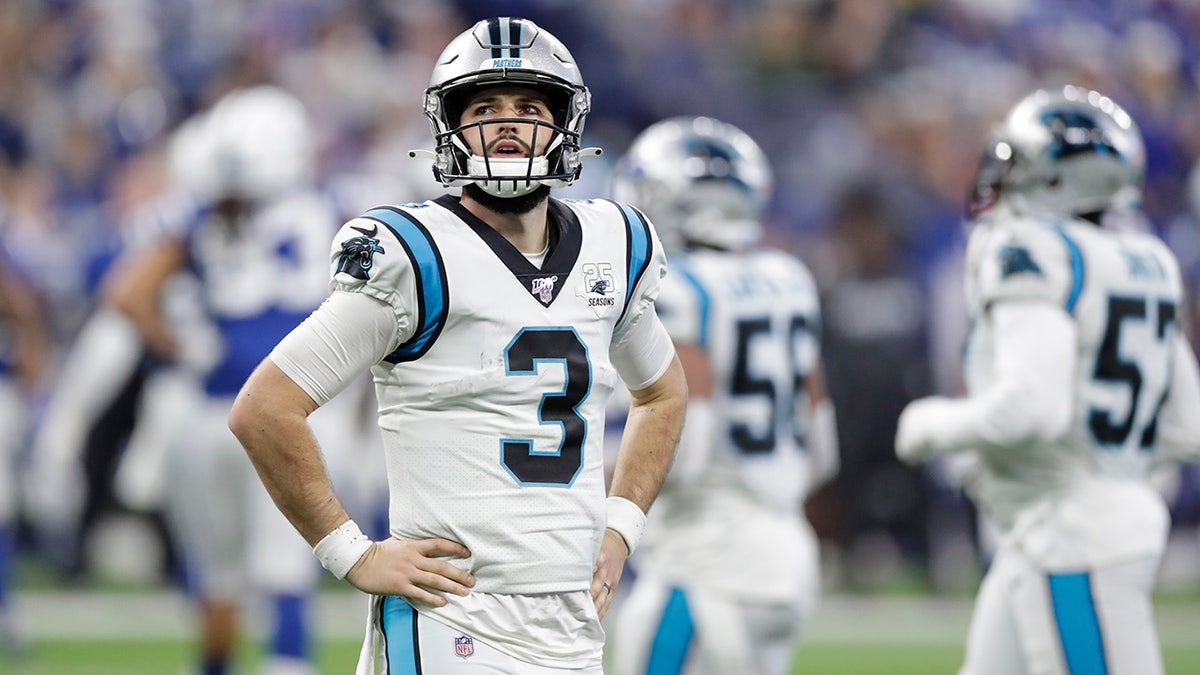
{"left": 313, "top": 520, "right": 372, "bottom": 580}
{"left": 606, "top": 496, "right": 646, "bottom": 555}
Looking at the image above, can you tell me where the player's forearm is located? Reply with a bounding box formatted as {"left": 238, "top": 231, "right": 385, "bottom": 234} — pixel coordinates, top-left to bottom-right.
{"left": 898, "top": 303, "right": 1074, "bottom": 461}
{"left": 609, "top": 354, "right": 687, "bottom": 513}
{"left": 229, "top": 360, "right": 350, "bottom": 546}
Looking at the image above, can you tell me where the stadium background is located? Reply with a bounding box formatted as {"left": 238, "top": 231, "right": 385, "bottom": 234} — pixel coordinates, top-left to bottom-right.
{"left": 2, "top": 0, "right": 1199, "bottom": 672}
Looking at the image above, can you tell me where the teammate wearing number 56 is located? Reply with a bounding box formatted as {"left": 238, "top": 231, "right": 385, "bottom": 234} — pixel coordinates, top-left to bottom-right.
{"left": 228, "top": 17, "right": 686, "bottom": 675}
{"left": 895, "top": 85, "right": 1200, "bottom": 675}
{"left": 607, "top": 117, "right": 838, "bottom": 675}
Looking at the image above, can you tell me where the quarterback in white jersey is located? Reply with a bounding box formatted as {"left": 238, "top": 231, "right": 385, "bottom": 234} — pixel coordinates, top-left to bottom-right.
{"left": 229, "top": 18, "right": 686, "bottom": 675}
{"left": 607, "top": 117, "right": 838, "bottom": 675}
{"left": 897, "top": 86, "right": 1200, "bottom": 675}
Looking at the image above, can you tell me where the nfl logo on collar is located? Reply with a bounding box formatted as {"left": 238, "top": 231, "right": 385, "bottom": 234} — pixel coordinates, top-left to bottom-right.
{"left": 455, "top": 634, "right": 475, "bottom": 658}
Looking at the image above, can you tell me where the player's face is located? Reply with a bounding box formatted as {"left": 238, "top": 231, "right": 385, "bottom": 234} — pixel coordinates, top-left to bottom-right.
{"left": 458, "top": 86, "right": 557, "bottom": 160}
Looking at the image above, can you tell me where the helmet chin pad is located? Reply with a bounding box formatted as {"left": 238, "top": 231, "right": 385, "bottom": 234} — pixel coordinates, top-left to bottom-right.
{"left": 466, "top": 154, "right": 551, "bottom": 197}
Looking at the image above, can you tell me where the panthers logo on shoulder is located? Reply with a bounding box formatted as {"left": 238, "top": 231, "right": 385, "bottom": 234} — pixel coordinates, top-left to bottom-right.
{"left": 336, "top": 224, "right": 386, "bottom": 280}
{"left": 998, "top": 244, "right": 1042, "bottom": 279}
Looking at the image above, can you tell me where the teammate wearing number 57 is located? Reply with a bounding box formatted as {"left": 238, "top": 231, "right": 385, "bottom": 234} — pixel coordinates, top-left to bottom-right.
{"left": 228, "top": 17, "right": 686, "bottom": 675}
{"left": 895, "top": 85, "right": 1200, "bottom": 675}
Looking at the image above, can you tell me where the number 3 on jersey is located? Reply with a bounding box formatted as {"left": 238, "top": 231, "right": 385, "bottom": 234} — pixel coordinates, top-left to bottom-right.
{"left": 502, "top": 327, "right": 591, "bottom": 486}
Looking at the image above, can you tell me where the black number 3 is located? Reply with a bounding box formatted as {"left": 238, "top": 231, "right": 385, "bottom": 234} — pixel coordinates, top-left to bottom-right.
{"left": 502, "top": 327, "right": 591, "bottom": 486}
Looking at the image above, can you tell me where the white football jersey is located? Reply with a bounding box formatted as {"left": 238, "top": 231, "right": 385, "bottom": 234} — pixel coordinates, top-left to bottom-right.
{"left": 962, "top": 211, "right": 1183, "bottom": 559}
{"left": 328, "top": 195, "right": 666, "bottom": 595}
{"left": 640, "top": 247, "right": 822, "bottom": 601}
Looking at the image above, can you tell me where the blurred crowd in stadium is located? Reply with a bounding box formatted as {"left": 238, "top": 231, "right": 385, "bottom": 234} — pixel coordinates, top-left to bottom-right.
{"left": 3, "top": 0, "right": 1200, "bottom": 648}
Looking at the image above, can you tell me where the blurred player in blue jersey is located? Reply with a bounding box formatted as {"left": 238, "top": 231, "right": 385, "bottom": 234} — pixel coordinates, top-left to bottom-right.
{"left": 607, "top": 116, "right": 839, "bottom": 675}
{"left": 106, "top": 85, "right": 352, "bottom": 675}
{"left": 228, "top": 17, "right": 687, "bottom": 675}
{"left": 896, "top": 85, "right": 1200, "bottom": 675}
{"left": 0, "top": 241, "right": 49, "bottom": 656}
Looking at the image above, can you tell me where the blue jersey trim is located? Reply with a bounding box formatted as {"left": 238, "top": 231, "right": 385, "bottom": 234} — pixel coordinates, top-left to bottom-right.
{"left": 647, "top": 587, "right": 695, "bottom": 674}
{"left": 1048, "top": 572, "right": 1108, "bottom": 675}
{"left": 1056, "top": 229, "right": 1085, "bottom": 314}
{"left": 380, "top": 596, "right": 420, "bottom": 675}
{"left": 610, "top": 201, "right": 653, "bottom": 326}
{"left": 669, "top": 255, "right": 711, "bottom": 348}
{"left": 363, "top": 207, "right": 449, "bottom": 363}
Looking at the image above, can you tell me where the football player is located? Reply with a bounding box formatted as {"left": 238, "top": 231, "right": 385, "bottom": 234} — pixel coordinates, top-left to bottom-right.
{"left": 607, "top": 116, "right": 838, "bottom": 675}
{"left": 106, "top": 85, "right": 354, "bottom": 675}
{"left": 228, "top": 17, "right": 687, "bottom": 675}
{"left": 896, "top": 85, "right": 1200, "bottom": 675}
{"left": 0, "top": 243, "right": 49, "bottom": 654}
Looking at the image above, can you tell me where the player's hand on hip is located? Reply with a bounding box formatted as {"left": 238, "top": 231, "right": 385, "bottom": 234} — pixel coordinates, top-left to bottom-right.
{"left": 591, "top": 529, "right": 629, "bottom": 620}
{"left": 346, "top": 537, "right": 475, "bottom": 605}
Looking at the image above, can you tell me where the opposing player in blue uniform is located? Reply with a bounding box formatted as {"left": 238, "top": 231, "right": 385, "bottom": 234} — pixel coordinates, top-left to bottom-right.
{"left": 229, "top": 17, "right": 687, "bottom": 675}
{"left": 896, "top": 85, "right": 1200, "bottom": 675}
{"left": 607, "top": 116, "right": 838, "bottom": 675}
{"left": 108, "top": 85, "right": 348, "bottom": 675}
{"left": 0, "top": 240, "right": 49, "bottom": 655}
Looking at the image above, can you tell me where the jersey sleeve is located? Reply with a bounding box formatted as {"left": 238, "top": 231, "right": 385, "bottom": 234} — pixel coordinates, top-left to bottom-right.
{"left": 654, "top": 255, "right": 707, "bottom": 347}
{"left": 612, "top": 204, "right": 669, "bottom": 342}
{"left": 328, "top": 213, "right": 419, "bottom": 351}
{"left": 970, "top": 217, "right": 1079, "bottom": 313}
{"left": 609, "top": 203, "right": 676, "bottom": 388}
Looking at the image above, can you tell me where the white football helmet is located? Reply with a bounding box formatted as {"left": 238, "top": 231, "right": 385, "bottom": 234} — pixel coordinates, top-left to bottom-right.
{"left": 612, "top": 116, "right": 771, "bottom": 251}
{"left": 170, "top": 85, "right": 316, "bottom": 202}
{"left": 977, "top": 84, "right": 1145, "bottom": 219}
{"left": 417, "top": 17, "right": 595, "bottom": 198}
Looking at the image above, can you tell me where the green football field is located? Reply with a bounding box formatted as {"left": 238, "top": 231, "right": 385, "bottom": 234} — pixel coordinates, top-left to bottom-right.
{"left": 6, "top": 589, "right": 1199, "bottom": 674}
{"left": 7, "top": 639, "right": 1200, "bottom": 674}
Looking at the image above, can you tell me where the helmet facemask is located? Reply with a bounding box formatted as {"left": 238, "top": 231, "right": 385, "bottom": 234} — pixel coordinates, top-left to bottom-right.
{"left": 966, "top": 134, "right": 1015, "bottom": 220}
{"left": 428, "top": 81, "right": 586, "bottom": 198}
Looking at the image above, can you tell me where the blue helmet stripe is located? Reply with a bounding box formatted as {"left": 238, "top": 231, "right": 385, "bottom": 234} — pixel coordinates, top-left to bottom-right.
{"left": 363, "top": 207, "right": 449, "bottom": 362}
{"left": 487, "top": 18, "right": 502, "bottom": 59}
{"left": 511, "top": 18, "right": 523, "bottom": 58}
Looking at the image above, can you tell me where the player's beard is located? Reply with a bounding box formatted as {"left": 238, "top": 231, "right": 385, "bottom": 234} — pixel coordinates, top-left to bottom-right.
{"left": 464, "top": 183, "right": 550, "bottom": 215}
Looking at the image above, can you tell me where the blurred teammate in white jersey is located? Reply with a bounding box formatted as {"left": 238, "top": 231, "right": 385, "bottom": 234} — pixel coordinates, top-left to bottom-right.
{"left": 107, "top": 85, "right": 351, "bottom": 675}
{"left": 228, "top": 17, "right": 687, "bottom": 675}
{"left": 607, "top": 117, "right": 838, "bottom": 675}
{"left": 896, "top": 85, "right": 1200, "bottom": 675}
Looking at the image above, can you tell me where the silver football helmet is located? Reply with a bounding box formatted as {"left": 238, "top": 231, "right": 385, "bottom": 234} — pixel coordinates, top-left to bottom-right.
{"left": 416, "top": 17, "right": 596, "bottom": 198}
{"left": 980, "top": 84, "right": 1145, "bottom": 218}
{"left": 612, "top": 116, "right": 771, "bottom": 251}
